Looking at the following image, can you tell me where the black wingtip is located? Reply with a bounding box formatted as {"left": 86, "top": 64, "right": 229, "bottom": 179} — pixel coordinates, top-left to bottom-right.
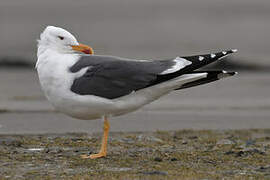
{"left": 225, "top": 49, "right": 238, "bottom": 54}
{"left": 215, "top": 49, "right": 238, "bottom": 60}
{"left": 228, "top": 71, "right": 238, "bottom": 76}
{"left": 231, "top": 49, "right": 238, "bottom": 53}
{"left": 217, "top": 71, "right": 238, "bottom": 79}
{"left": 169, "top": 49, "right": 238, "bottom": 80}
{"left": 183, "top": 48, "right": 238, "bottom": 64}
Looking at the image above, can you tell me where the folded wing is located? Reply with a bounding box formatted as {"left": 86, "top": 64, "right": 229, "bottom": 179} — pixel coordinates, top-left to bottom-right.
{"left": 69, "top": 50, "right": 237, "bottom": 99}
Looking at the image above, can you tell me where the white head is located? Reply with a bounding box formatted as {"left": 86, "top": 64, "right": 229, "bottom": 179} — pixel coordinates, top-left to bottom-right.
{"left": 37, "top": 26, "right": 93, "bottom": 56}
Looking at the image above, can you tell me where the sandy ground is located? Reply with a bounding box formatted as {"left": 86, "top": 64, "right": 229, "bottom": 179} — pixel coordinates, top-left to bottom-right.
{"left": 0, "top": 69, "right": 269, "bottom": 134}
{"left": 0, "top": 129, "right": 270, "bottom": 179}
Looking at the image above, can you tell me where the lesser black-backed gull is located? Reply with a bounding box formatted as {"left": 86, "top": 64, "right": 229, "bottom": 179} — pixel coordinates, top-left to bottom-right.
{"left": 36, "top": 26, "right": 237, "bottom": 159}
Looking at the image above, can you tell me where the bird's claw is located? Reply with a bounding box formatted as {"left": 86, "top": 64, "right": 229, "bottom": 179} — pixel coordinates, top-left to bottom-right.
{"left": 81, "top": 152, "right": 106, "bottom": 159}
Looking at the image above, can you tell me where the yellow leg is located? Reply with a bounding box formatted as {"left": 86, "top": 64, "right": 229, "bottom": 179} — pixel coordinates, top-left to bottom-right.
{"left": 81, "top": 116, "right": 110, "bottom": 159}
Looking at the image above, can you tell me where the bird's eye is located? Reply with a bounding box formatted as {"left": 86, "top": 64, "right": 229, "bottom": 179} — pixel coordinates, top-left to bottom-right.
{"left": 58, "top": 36, "right": 64, "bottom": 40}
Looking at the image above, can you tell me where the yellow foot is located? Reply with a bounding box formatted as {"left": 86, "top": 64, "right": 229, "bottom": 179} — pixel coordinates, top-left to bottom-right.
{"left": 81, "top": 152, "right": 106, "bottom": 159}
{"left": 81, "top": 116, "right": 110, "bottom": 159}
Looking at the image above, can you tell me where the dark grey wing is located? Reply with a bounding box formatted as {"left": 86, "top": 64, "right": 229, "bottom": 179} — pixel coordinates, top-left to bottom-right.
{"left": 69, "top": 55, "right": 175, "bottom": 99}
{"left": 69, "top": 49, "right": 237, "bottom": 99}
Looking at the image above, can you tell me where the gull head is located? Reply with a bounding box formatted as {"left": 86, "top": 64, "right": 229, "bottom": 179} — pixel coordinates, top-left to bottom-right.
{"left": 37, "top": 26, "right": 93, "bottom": 55}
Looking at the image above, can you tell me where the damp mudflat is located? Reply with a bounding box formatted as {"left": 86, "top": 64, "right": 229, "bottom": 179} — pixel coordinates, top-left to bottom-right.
{"left": 0, "top": 129, "right": 270, "bottom": 179}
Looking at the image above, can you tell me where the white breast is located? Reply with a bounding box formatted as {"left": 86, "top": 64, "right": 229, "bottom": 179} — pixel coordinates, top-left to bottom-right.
{"left": 37, "top": 49, "right": 76, "bottom": 103}
{"left": 36, "top": 49, "right": 116, "bottom": 120}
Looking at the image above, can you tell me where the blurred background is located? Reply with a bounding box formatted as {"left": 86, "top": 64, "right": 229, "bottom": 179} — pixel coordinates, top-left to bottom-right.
{"left": 0, "top": 0, "right": 269, "bottom": 134}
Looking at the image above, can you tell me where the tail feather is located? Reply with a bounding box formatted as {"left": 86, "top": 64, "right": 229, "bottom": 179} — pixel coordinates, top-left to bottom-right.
{"left": 176, "top": 70, "right": 237, "bottom": 90}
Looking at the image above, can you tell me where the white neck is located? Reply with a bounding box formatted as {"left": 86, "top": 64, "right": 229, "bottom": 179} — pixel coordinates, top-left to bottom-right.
{"left": 36, "top": 48, "right": 81, "bottom": 109}
{"left": 37, "top": 44, "right": 47, "bottom": 58}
